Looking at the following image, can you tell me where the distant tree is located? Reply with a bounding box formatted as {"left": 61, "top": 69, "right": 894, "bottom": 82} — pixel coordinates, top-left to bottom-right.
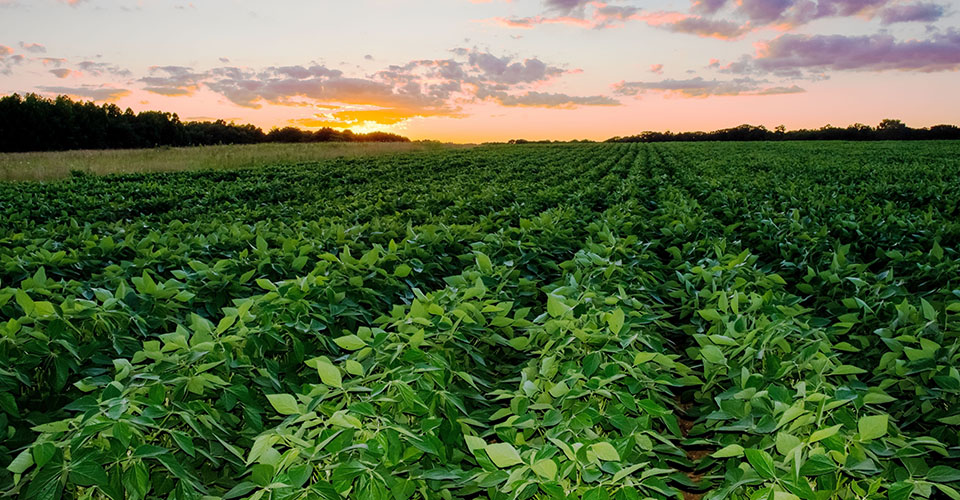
{"left": 0, "top": 93, "right": 411, "bottom": 152}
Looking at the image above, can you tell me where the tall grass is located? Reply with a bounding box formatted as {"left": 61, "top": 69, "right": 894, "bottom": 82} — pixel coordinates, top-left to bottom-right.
{"left": 0, "top": 142, "right": 464, "bottom": 182}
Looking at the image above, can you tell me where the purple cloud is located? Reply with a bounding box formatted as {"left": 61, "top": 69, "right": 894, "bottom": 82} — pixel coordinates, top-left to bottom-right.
{"left": 878, "top": 2, "right": 944, "bottom": 24}
{"left": 19, "top": 42, "right": 46, "bottom": 53}
{"left": 691, "top": 0, "right": 729, "bottom": 14}
{"left": 614, "top": 76, "right": 805, "bottom": 97}
{"left": 480, "top": 89, "right": 619, "bottom": 107}
{"left": 140, "top": 66, "right": 207, "bottom": 96}
{"left": 754, "top": 29, "right": 960, "bottom": 73}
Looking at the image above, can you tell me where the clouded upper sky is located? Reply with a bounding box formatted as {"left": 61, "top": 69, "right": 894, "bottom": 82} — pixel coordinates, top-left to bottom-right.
{"left": 1, "top": 0, "right": 957, "bottom": 141}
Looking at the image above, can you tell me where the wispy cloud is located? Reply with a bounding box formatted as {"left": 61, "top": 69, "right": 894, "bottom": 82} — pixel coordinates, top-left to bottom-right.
{"left": 613, "top": 76, "right": 805, "bottom": 97}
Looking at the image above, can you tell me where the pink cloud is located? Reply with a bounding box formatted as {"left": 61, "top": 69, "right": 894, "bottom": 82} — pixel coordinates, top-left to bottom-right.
{"left": 650, "top": 64, "right": 664, "bottom": 74}
{"left": 19, "top": 42, "right": 46, "bottom": 53}
{"left": 753, "top": 29, "right": 960, "bottom": 73}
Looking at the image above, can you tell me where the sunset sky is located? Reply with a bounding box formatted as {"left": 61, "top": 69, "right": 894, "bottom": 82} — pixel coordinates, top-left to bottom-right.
{"left": 1, "top": 0, "right": 958, "bottom": 142}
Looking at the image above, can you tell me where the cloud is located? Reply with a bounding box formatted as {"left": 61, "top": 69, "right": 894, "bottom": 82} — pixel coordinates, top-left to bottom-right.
{"left": 691, "top": 0, "right": 729, "bottom": 14}
{"left": 732, "top": 0, "right": 898, "bottom": 26}
{"left": 0, "top": 49, "right": 24, "bottom": 76}
{"left": 59, "top": 0, "right": 87, "bottom": 5}
{"left": 185, "top": 49, "right": 615, "bottom": 127}
{"left": 489, "top": 1, "right": 642, "bottom": 29}
{"left": 40, "top": 57, "right": 66, "bottom": 67}
{"left": 19, "top": 42, "right": 45, "bottom": 53}
{"left": 878, "top": 2, "right": 944, "bottom": 24}
{"left": 140, "top": 65, "right": 207, "bottom": 96}
{"left": 463, "top": 50, "right": 565, "bottom": 84}
{"left": 613, "top": 76, "right": 805, "bottom": 97}
{"left": 650, "top": 64, "right": 664, "bottom": 74}
{"left": 545, "top": 0, "right": 591, "bottom": 13}
{"left": 77, "top": 60, "right": 131, "bottom": 77}
{"left": 659, "top": 15, "right": 750, "bottom": 39}
{"left": 750, "top": 29, "right": 960, "bottom": 73}
{"left": 480, "top": 89, "right": 620, "bottom": 107}
{"left": 37, "top": 85, "right": 130, "bottom": 101}
{"left": 49, "top": 68, "right": 73, "bottom": 78}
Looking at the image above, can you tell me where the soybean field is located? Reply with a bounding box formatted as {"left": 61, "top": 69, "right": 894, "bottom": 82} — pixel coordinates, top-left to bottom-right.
{"left": 1, "top": 141, "right": 959, "bottom": 500}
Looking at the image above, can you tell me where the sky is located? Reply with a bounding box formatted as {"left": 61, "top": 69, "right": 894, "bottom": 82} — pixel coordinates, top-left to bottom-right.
{"left": 0, "top": 0, "right": 958, "bottom": 142}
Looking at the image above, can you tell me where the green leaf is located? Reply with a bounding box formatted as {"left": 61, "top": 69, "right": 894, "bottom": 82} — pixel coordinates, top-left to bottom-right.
{"left": 171, "top": 431, "right": 196, "bottom": 457}
{"left": 858, "top": 414, "right": 888, "bottom": 441}
{"left": 475, "top": 251, "right": 493, "bottom": 274}
{"left": 316, "top": 358, "right": 343, "bottom": 388}
{"left": 266, "top": 394, "right": 300, "bottom": 415}
{"left": 927, "top": 466, "right": 960, "bottom": 483}
{"left": 887, "top": 481, "right": 913, "bottom": 500}
{"left": 711, "top": 444, "right": 744, "bottom": 458}
{"left": 799, "top": 454, "right": 836, "bottom": 476}
{"left": 394, "top": 264, "right": 412, "bottom": 277}
{"left": 70, "top": 462, "right": 109, "bottom": 487}
{"left": 547, "top": 295, "right": 571, "bottom": 318}
{"left": 532, "top": 459, "right": 558, "bottom": 480}
{"left": 333, "top": 335, "right": 366, "bottom": 351}
{"left": 7, "top": 449, "right": 34, "bottom": 474}
{"left": 464, "top": 435, "right": 486, "bottom": 452}
{"left": 700, "top": 345, "right": 726, "bottom": 365}
{"left": 591, "top": 442, "right": 620, "bottom": 462}
{"left": 934, "top": 485, "right": 960, "bottom": 500}
{"left": 830, "top": 365, "right": 867, "bottom": 376}
{"left": 224, "top": 482, "right": 258, "bottom": 499}
{"left": 808, "top": 424, "right": 843, "bottom": 443}
{"left": 608, "top": 308, "right": 625, "bottom": 335}
{"left": 744, "top": 448, "right": 776, "bottom": 480}
{"left": 32, "top": 443, "right": 56, "bottom": 469}
{"left": 485, "top": 443, "right": 522, "bottom": 468}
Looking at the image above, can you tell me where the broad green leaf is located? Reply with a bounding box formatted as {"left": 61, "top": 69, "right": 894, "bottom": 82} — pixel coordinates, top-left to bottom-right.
{"left": 547, "top": 295, "right": 571, "bottom": 318}
{"left": 316, "top": 359, "right": 342, "bottom": 388}
{"left": 475, "top": 251, "right": 493, "bottom": 274}
{"left": 591, "top": 442, "right": 620, "bottom": 462}
{"left": 7, "top": 449, "right": 34, "bottom": 474}
{"left": 712, "top": 444, "right": 744, "bottom": 458}
{"left": 464, "top": 435, "right": 486, "bottom": 452}
{"left": 485, "top": 443, "right": 522, "bottom": 468}
{"left": 745, "top": 448, "right": 776, "bottom": 480}
{"left": 266, "top": 394, "right": 300, "bottom": 415}
{"left": 927, "top": 466, "right": 960, "bottom": 483}
{"left": 608, "top": 308, "right": 625, "bottom": 335}
{"left": 808, "top": 424, "right": 843, "bottom": 443}
{"left": 858, "top": 414, "right": 888, "bottom": 441}
{"left": 32, "top": 443, "right": 56, "bottom": 469}
{"left": 394, "top": 264, "right": 412, "bottom": 277}
{"left": 532, "top": 459, "right": 557, "bottom": 480}
{"left": 333, "top": 335, "right": 366, "bottom": 351}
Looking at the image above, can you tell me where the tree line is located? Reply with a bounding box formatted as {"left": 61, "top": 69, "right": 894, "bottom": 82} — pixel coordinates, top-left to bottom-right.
{"left": 604, "top": 121, "right": 960, "bottom": 143}
{"left": 0, "top": 93, "right": 410, "bottom": 153}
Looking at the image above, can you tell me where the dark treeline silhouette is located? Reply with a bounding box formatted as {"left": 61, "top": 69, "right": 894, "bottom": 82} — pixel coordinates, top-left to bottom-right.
{"left": 0, "top": 93, "right": 410, "bottom": 153}
{"left": 604, "top": 121, "right": 960, "bottom": 143}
